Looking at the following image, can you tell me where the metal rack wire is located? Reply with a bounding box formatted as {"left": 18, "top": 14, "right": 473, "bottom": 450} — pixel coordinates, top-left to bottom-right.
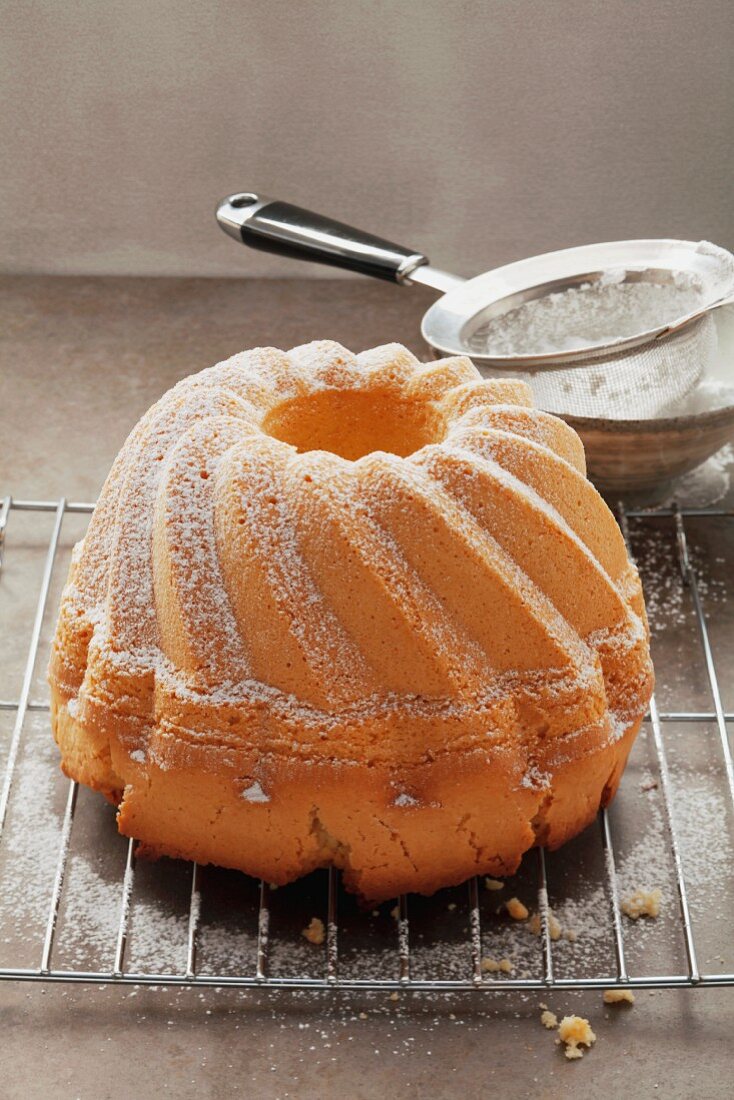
{"left": 0, "top": 495, "right": 733, "bottom": 992}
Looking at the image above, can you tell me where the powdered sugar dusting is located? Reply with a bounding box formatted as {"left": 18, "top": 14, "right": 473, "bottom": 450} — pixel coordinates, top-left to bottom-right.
{"left": 242, "top": 781, "right": 269, "bottom": 804}
{"left": 53, "top": 340, "right": 647, "bottom": 762}
{"left": 521, "top": 764, "right": 551, "bottom": 791}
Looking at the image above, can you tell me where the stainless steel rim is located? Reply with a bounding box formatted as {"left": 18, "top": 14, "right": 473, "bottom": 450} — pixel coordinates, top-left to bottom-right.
{"left": 420, "top": 238, "right": 734, "bottom": 367}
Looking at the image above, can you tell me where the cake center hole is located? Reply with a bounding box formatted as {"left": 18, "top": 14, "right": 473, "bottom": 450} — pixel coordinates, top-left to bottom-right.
{"left": 263, "top": 390, "right": 443, "bottom": 461}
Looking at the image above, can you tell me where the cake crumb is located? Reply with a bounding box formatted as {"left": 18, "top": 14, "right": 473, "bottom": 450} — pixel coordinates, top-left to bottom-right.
{"left": 480, "top": 955, "right": 513, "bottom": 974}
{"left": 528, "top": 909, "right": 562, "bottom": 940}
{"left": 358, "top": 1012, "right": 368, "bottom": 1020}
{"left": 641, "top": 779, "right": 658, "bottom": 792}
{"left": 565, "top": 928, "right": 578, "bottom": 943}
{"left": 390, "top": 905, "right": 400, "bottom": 920}
{"left": 506, "top": 897, "right": 529, "bottom": 920}
{"left": 557, "top": 1015, "right": 596, "bottom": 1060}
{"left": 540, "top": 1009, "right": 558, "bottom": 1029}
{"left": 485, "top": 877, "right": 504, "bottom": 891}
{"left": 622, "top": 888, "right": 662, "bottom": 919}
{"left": 549, "top": 913, "right": 562, "bottom": 941}
{"left": 447, "top": 902, "right": 457, "bottom": 911}
{"left": 388, "top": 991, "right": 399, "bottom": 1002}
{"left": 604, "top": 989, "right": 635, "bottom": 1005}
{"left": 301, "top": 917, "right": 325, "bottom": 945}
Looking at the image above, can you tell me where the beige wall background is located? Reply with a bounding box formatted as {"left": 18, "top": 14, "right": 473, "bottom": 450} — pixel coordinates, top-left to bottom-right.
{"left": 2, "top": 0, "right": 733, "bottom": 280}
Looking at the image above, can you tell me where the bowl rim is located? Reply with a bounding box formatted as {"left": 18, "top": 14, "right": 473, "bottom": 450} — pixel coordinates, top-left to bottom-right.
{"left": 558, "top": 402, "right": 734, "bottom": 431}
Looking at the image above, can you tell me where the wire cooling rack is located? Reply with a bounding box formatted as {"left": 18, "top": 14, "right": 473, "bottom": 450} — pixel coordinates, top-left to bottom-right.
{"left": 0, "top": 495, "right": 733, "bottom": 993}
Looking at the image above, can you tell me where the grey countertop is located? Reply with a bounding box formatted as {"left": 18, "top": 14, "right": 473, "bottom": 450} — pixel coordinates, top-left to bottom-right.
{"left": 1, "top": 276, "right": 733, "bottom": 1099}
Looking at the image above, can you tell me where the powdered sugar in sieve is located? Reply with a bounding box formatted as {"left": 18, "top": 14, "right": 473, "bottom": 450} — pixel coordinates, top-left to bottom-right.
{"left": 465, "top": 272, "right": 718, "bottom": 419}
{"left": 467, "top": 274, "right": 704, "bottom": 358}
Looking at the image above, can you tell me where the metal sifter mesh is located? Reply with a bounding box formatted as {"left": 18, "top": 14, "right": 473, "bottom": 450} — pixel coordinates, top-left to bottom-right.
{"left": 459, "top": 270, "right": 725, "bottom": 418}
{"left": 417, "top": 240, "right": 734, "bottom": 426}
{"left": 467, "top": 313, "right": 717, "bottom": 419}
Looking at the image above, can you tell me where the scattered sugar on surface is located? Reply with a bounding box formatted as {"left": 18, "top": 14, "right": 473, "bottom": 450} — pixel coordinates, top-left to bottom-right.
{"left": 660, "top": 443, "right": 733, "bottom": 508}
{"left": 630, "top": 513, "right": 729, "bottom": 636}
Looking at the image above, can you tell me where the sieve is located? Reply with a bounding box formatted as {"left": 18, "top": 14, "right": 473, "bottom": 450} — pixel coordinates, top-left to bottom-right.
{"left": 216, "top": 193, "right": 734, "bottom": 491}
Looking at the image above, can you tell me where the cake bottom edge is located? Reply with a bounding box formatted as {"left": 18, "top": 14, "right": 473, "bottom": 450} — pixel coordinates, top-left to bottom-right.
{"left": 50, "top": 689, "right": 642, "bottom": 903}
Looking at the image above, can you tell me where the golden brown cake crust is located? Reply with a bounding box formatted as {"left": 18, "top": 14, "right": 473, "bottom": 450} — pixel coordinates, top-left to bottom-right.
{"left": 51, "top": 690, "right": 640, "bottom": 901}
{"left": 48, "top": 341, "right": 653, "bottom": 902}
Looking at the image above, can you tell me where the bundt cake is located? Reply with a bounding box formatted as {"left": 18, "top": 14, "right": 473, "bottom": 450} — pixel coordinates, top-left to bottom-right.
{"left": 49, "top": 341, "right": 653, "bottom": 902}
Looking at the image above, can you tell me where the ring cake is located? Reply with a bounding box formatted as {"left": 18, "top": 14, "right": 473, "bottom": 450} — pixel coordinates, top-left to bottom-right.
{"left": 49, "top": 341, "right": 653, "bottom": 901}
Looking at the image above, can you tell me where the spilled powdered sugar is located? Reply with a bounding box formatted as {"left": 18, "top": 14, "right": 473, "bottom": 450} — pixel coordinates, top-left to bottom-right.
{"left": 660, "top": 443, "right": 734, "bottom": 508}
{"left": 628, "top": 512, "right": 729, "bottom": 636}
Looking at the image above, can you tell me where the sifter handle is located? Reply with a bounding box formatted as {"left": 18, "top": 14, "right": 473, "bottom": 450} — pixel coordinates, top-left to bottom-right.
{"left": 216, "top": 192, "right": 430, "bottom": 284}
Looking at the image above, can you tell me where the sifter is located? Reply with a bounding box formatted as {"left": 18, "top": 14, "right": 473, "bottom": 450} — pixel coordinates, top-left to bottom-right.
{"left": 216, "top": 193, "right": 734, "bottom": 492}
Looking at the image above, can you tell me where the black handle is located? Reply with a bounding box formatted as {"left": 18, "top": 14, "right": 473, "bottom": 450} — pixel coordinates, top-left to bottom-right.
{"left": 216, "top": 192, "right": 429, "bottom": 283}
